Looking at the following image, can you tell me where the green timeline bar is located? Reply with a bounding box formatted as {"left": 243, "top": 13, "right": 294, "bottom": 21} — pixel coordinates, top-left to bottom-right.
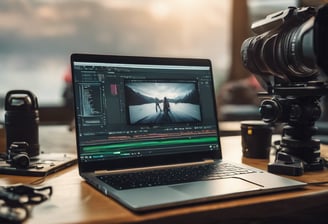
{"left": 82, "top": 136, "right": 218, "bottom": 152}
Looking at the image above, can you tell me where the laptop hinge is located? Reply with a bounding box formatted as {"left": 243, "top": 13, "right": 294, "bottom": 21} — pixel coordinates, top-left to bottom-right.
{"left": 94, "top": 159, "right": 215, "bottom": 175}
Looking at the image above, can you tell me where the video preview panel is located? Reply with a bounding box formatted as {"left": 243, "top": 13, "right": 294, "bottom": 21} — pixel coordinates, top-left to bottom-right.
{"left": 125, "top": 80, "right": 202, "bottom": 125}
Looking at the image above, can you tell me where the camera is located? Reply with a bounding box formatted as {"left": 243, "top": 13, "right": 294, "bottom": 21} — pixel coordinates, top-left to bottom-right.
{"left": 7, "top": 142, "right": 30, "bottom": 169}
{"left": 240, "top": 4, "right": 328, "bottom": 176}
{"left": 241, "top": 5, "right": 328, "bottom": 91}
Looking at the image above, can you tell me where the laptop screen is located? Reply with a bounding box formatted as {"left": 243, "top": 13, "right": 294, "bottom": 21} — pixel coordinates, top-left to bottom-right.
{"left": 71, "top": 54, "right": 221, "bottom": 171}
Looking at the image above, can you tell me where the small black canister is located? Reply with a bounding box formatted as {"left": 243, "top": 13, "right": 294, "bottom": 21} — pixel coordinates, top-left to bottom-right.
{"left": 5, "top": 90, "right": 40, "bottom": 157}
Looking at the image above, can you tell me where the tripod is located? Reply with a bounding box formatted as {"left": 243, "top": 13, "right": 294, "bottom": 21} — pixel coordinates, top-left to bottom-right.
{"left": 259, "top": 82, "right": 328, "bottom": 176}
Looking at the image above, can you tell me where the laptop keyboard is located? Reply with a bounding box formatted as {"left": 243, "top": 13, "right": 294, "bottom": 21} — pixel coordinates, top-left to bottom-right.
{"left": 97, "top": 162, "right": 261, "bottom": 190}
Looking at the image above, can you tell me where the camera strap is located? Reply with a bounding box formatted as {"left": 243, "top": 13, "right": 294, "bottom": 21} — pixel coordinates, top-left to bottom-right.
{"left": 0, "top": 184, "right": 52, "bottom": 223}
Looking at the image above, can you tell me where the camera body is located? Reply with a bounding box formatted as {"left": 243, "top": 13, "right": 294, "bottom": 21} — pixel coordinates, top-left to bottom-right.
{"left": 241, "top": 5, "right": 328, "bottom": 93}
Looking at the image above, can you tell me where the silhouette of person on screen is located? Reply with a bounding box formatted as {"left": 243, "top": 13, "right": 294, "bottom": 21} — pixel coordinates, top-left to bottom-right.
{"left": 155, "top": 98, "right": 161, "bottom": 112}
{"left": 163, "top": 97, "right": 170, "bottom": 115}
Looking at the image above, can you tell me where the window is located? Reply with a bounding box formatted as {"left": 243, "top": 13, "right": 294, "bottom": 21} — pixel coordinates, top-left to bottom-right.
{"left": 0, "top": 0, "right": 232, "bottom": 108}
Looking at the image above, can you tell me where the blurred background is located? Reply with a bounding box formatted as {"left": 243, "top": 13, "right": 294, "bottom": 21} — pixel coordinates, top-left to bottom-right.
{"left": 0, "top": 0, "right": 325, "bottom": 125}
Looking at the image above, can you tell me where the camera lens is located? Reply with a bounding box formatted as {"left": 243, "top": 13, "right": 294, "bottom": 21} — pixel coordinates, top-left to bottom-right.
{"left": 315, "top": 4, "right": 328, "bottom": 75}
{"left": 279, "top": 18, "right": 317, "bottom": 80}
{"left": 240, "top": 8, "right": 320, "bottom": 84}
{"left": 5, "top": 90, "right": 40, "bottom": 157}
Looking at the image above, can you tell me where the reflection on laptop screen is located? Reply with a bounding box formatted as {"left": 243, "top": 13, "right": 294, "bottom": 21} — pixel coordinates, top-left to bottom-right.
{"left": 72, "top": 60, "right": 219, "bottom": 163}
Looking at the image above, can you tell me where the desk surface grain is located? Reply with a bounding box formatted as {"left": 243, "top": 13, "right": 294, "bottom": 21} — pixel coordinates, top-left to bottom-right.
{"left": 1, "top": 128, "right": 328, "bottom": 224}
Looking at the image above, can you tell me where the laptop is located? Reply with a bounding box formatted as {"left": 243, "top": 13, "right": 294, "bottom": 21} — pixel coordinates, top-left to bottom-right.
{"left": 70, "top": 53, "right": 305, "bottom": 212}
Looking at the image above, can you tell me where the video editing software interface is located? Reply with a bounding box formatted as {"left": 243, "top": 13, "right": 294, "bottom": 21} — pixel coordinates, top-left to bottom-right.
{"left": 72, "top": 60, "right": 220, "bottom": 162}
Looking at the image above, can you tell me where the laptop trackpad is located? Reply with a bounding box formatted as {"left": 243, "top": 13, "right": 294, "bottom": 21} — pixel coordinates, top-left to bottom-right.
{"left": 171, "top": 178, "right": 261, "bottom": 198}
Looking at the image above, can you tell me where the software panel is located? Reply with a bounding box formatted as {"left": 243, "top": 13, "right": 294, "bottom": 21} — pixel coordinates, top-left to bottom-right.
{"left": 72, "top": 61, "right": 219, "bottom": 163}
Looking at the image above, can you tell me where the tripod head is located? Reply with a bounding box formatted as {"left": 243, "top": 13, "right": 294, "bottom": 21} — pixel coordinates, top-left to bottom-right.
{"left": 260, "top": 82, "right": 328, "bottom": 175}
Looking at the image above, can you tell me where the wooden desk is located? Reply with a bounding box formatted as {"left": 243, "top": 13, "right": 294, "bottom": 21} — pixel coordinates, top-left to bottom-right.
{"left": 1, "top": 127, "right": 328, "bottom": 224}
